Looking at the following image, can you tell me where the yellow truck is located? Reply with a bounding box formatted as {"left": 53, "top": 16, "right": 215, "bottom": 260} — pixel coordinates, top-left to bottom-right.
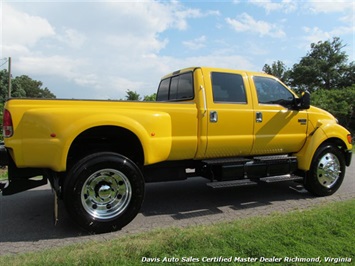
{"left": 0, "top": 67, "right": 352, "bottom": 233}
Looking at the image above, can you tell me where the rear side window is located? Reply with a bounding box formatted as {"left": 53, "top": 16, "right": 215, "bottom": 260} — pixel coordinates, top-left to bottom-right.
{"left": 211, "top": 72, "right": 247, "bottom": 103}
{"left": 156, "top": 72, "right": 194, "bottom": 101}
{"left": 156, "top": 79, "right": 170, "bottom": 101}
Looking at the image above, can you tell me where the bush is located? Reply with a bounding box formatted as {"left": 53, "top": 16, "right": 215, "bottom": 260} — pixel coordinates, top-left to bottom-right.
{"left": 311, "top": 86, "right": 355, "bottom": 135}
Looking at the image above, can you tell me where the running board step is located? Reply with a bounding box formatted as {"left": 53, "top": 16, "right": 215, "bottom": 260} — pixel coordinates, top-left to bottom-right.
{"left": 202, "top": 157, "right": 252, "bottom": 165}
{"left": 207, "top": 175, "right": 303, "bottom": 189}
{"left": 201, "top": 155, "right": 298, "bottom": 181}
{"left": 253, "top": 155, "right": 297, "bottom": 161}
{"left": 259, "top": 174, "right": 303, "bottom": 183}
{"left": 207, "top": 179, "right": 258, "bottom": 188}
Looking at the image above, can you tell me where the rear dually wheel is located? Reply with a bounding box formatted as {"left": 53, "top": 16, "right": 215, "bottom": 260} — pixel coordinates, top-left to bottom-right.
{"left": 64, "top": 152, "right": 145, "bottom": 233}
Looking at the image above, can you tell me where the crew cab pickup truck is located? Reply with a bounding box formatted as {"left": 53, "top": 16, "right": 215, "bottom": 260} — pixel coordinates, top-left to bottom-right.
{"left": 0, "top": 67, "right": 352, "bottom": 233}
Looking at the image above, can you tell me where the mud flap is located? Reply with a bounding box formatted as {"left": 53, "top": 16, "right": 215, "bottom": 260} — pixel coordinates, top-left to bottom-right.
{"left": 53, "top": 189, "right": 59, "bottom": 225}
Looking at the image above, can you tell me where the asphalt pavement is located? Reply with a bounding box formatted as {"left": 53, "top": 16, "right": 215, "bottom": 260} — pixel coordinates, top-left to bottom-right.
{"left": 0, "top": 157, "right": 354, "bottom": 256}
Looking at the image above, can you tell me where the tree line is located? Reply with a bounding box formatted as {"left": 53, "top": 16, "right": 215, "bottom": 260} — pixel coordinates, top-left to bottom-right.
{"left": 0, "top": 70, "right": 56, "bottom": 103}
{"left": 123, "top": 90, "right": 156, "bottom": 101}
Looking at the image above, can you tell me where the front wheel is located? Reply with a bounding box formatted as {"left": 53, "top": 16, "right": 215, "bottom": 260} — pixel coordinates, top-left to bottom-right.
{"left": 63, "top": 152, "right": 145, "bottom": 233}
{"left": 304, "top": 144, "right": 345, "bottom": 196}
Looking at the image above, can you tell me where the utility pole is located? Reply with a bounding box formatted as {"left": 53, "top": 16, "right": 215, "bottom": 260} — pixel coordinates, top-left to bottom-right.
{"left": 8, "top": 57, "right": 11, "bottom": 98}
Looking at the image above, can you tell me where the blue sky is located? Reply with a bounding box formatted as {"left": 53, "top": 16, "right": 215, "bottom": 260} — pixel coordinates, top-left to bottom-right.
{"left": 1, "top": 0, "right": 354, "bottom": 99}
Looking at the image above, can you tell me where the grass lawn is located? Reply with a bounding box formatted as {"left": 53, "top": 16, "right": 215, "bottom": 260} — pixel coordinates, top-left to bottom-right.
{"left": 1, "top": 198, "right": 354, "bottom": 266}
{"left": 0, "top": 168, "right": 7, "bottom": 181}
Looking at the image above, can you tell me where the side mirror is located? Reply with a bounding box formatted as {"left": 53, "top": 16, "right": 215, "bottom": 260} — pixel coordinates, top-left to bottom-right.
{"left": 296, "top": 91, "right": 310, "bottom": 110}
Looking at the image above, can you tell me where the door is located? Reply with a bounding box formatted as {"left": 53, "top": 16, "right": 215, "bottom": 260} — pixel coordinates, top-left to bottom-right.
{"left": 203, "top": 71, "right": 254, "bottom": 158}
{"left": 250, "top": 76, "right": 308, "bottom": 155}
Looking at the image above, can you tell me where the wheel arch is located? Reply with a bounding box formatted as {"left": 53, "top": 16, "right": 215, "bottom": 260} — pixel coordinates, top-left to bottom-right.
{"left": 67, "top": 125, "right": 144, "bottom": 170}
{"left": 296, "top": 127, "right": 350, "bottom": 171}
{"left": 60, "top": 111, "right": 172, "bottom": 172}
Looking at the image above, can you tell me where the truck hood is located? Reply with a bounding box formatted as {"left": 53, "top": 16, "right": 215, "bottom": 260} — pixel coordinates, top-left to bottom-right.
{"left": 307, "top": 105, "right": 338, "bottom": 131}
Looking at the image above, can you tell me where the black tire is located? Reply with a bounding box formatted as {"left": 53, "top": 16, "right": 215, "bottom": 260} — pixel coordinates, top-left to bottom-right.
{"left": 304, "top": 144, "right": 345, "bottom": 196}
{"left": 63, "top": 152, "right": 145, "bottom": 233}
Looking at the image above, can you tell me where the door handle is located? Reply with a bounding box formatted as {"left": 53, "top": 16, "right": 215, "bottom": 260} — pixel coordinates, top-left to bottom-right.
{"left": 256, "top": 112, "right": 263, "bottom": 123}
{"left": 210, "top": 111, "right": 218, "bottom": 123}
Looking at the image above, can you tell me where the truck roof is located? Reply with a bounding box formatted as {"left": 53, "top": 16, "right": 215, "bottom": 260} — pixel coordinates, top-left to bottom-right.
{"left": 160, "top": 66, "right": 268, "bottom": 80}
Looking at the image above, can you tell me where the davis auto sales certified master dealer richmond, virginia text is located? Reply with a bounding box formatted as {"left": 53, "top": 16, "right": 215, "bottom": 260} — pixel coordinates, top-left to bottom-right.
{"left": 141, "top": 256, "right": 352, "bottom": 263}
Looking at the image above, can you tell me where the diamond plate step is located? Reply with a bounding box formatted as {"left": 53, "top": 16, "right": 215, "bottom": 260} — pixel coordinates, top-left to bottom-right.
{"left": 259, "top": 174, "right": 303, "bottom": 183}
{"left": 202, "top": 157, "right": 252, "bottom": 166}
{"left": 207, "top": 179, "right": 257, "bottom": 188}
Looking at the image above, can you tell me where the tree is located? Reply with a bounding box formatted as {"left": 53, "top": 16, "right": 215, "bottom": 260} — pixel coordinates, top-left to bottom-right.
{"left": 14, "top": 75, "right": 56, "bottom": 98}
{"left": 143, "top": 93, "right": 156, "bottom": 101}
{"left": 262, "top": 60, "right": 290, "bottom": 84}
{"left": 0, "top": 69, "right": 56, "bottom": 103}
{"left": 124, "top": 90, "right": 156, "bottom": 101}
{"left": 1, "top": 69, "right": 27, "bottom": 101}
{"left": 125, "top": 89, "right": 141, "bottom": 101}
{"left": 289, "top": 37, "right": 353, "bottom": 91}
{"left": 312, "top": 86, "right": 355, "bottom": 133}
{"left": 338, "top": 61, "right": 355, "bottom": 88}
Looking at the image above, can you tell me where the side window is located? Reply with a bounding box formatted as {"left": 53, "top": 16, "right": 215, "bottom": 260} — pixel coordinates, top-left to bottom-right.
{"left": 169, "top": 76, "right": 179, "bottom": 100}
{"left": 253, "top": 76, "right": 294, "bottom": 105}
{"left": 156, "top": 78, "right": 170, "bottom": 101}
{"left": 177, "top": 73, "right": 194, "bottom": 100}
{"left": 211, "top": 72, "right": 247, "bottom": 103}
{"left": 156, "top": 72, "right": 194, "bottom": 101}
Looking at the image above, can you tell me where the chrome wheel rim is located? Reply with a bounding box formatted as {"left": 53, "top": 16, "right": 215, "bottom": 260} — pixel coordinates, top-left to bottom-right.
{"left": 81, "top": 169, "right": 132, "bottom": 220}
{"left": 316, "top": 153, "right": 341, "bottom": 188}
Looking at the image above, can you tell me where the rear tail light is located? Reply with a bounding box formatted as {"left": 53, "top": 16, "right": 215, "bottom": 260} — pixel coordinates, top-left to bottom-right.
{"left": 3, "top": 109, "right": 13, "bottom": 138}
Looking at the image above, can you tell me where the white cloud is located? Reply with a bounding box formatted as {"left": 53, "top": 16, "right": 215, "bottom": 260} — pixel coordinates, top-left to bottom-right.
{"left": 226, "top": 13, "right": 286, "bottom": 38}
{"left": 104, "top": 0, "right": 216, "bottom": 33}
{"left": 247, "top": 42, "right": 269, "bottom": 56}
{"left": 302, "top": 25, "right": 354, "bottom": 46}
{"left": 73, "top": 74, "right": 99, "bottom": 88}
{"left": 105, "top": 34, "right": 168, "bottom": 56}
{"left": 17, "top": 55, "right": 87, "bottom": 80}
{"left": 307, "top": 0, "right": 353, "bottom": 13}
{"left": 3, "top": 1, "right": 352, "bottom": 100}
{"left": 94, "top": 76, "right": 146, "bottom": 99}
{"left": 2, "top": 44, "right": 30, "bottom": 57}
{"left": 183, "top": 36, "right": 207, "bottom": 50}
{"left": 104, "top": 1, "right": 171, "bottom": 34}
{"left": 248, "top": 0, "right": 297, "bottom": 14}
{"left": 56, "top": 28, "right": 87, "bottom": 49}
{"left": 302, "top": 27, "right": 332, "bottom": 44}
{"left": 1, "top": 3, "right": 55, "bottom": 48}
{"left": 90, "top": 52, "right": 256, "bottom": 99}
{"left": 167, "top": 1, "right": 220, "bottom": 30}
{"left": 300, "top": 1, "right": 354, "bottom": 49}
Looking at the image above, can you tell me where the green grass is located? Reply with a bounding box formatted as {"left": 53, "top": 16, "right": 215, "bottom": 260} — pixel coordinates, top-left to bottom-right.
{"left": 1, "top": 199, "right": 354, "bottom": 266}
{"left": 0, "top": 168, "right": 7, "bottom": 181}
